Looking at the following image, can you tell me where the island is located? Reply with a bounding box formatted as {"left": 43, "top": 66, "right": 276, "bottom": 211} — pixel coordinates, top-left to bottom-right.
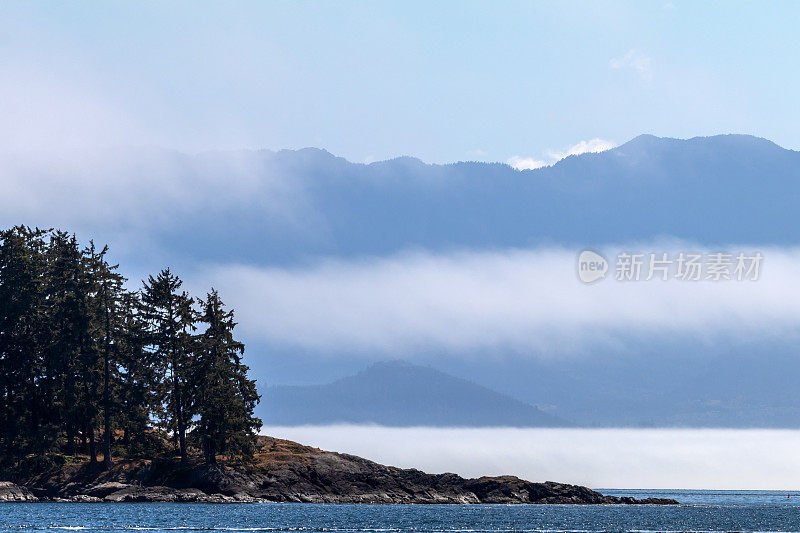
{"left": 0, "top": 227, "right": 677, "bottom": 506}
{"left": 0, "top": 435, "right": 677, "bottom": 504}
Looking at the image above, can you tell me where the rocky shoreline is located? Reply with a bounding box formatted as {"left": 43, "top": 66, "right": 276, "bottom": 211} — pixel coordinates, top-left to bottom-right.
{"left": 0, "top": 436, "right": 678, "bottom": 505}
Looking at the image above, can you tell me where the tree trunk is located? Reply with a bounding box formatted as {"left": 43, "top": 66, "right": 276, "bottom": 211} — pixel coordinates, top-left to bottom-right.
{"left": 177, "top": 404, "right": 187, "bottom": 463}
{"left": 206, "top": 437, "right": 216, "bottom": 465}
{"left": 67, "top": 425, "right": 76, "bottom": 456}
{"left": 172, "top": 356, "right": 187, "bottom": 463}
{"left": 103, "top": 353, "right": 111, "bottom": 469}
{"left": 88, "top": 425, "right": 97, "bottom": 464}
{"left": 102, "top": 285, "right": 113, "bottom": 470}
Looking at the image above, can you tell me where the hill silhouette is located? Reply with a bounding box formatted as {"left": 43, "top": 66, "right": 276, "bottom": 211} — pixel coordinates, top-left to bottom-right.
{"left": 261, "top": 360, "right": 571, "bottom": 427}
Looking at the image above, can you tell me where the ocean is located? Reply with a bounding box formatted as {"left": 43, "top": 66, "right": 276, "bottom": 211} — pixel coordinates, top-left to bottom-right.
{"left": 3, "top": 490, "right": 800, "bottom": 533}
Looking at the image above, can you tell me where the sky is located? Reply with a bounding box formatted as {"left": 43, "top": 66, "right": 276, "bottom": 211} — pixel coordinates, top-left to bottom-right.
{"left": 4, "top": 1, "right": 800, "bottom": 487}
{"left": 2, "top": 1, "right": 799, "bottom": 164}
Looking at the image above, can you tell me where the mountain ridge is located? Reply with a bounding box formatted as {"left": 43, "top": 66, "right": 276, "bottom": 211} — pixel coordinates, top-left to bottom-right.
{"left": 260, "top": 360, "right": 571, "bottom": 427}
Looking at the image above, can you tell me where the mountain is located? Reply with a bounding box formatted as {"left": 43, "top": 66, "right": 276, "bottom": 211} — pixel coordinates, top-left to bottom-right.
{"left": 7, "top": 133, "right": 800, "bottom": 428}
{"left": 14, "top": 134, "right": 797, "bottom": 271}
{"left": 259, "top": 360, "right": 571, "bottom": 427}
{"left": 182, "top": 135, "right": 797, "bottom": 267}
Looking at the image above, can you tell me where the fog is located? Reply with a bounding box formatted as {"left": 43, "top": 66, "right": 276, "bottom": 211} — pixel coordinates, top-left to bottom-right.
{"left": 264, "top": 425, "right": 800, "bottom": 490}
{"left": 200, "top": 245, "right": 800, "bottom": 356}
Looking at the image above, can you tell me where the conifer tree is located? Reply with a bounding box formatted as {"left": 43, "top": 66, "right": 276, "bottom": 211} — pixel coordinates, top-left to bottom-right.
{"left": 0, "top": 226, "right": 50, "bottom": 462}
{"left": 44, "top": 231, "right": 88, "bottom": 456}
{"left": 195, "top": 290, "right": 261, "bottom": 464}
{"left": 84, "top": 243, "right": 126, "bottom": 468}
{"left": 117, "top": 290, "right": 158, "bottom": 452}
{"left": 141, "top": 269, "right": 196, "bottom": 463}
{"left": 0, "top": 226, "right": 263, "bottom": 471}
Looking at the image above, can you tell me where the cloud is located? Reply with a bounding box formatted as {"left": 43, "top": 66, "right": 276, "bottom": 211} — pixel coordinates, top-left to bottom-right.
{"left": 0, "top": 148, "right": 310, "bottom": 238}
{"left": 546, "top": 138, "right": 617, "bottom": 161}
{"left": 264, "top": 425, "right": 800, "bottom": 490}
{"left": 191, "top": 245, "right": 800, "bottom": 356}
{"left": 506, "top": 155, "right": 547, "bottom": 170}
{"left": 508, "top": 138, "right": 615, "bottom": 170}
{"left": 610, "top": 49, "right": 654, "bottom": 82}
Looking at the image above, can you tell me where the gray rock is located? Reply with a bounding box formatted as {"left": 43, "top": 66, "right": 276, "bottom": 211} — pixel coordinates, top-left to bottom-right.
{"left": 69, "top": 495, "right": 102, "bottom": 503}
{"left": 83, "top": 481, "right": 132, "bottom": 498}
{"left": 0, "top": 481, "right": 38, "bottom": 502}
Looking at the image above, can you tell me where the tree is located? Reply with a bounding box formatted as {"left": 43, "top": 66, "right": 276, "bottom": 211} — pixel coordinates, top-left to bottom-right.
{"left": 84, "top": 243, "right": 126, "bottom": 468}
{"left": 116, "top": 291, "right": 159, "bottom": 453}
{"left": 141, "top": 269, "right": 196, "bottom": 463}
{"left": 194, "top": 289, "right": 261, "bottom": 464}
{"left": 44, "top": 231, "right": 88, "bottom": 456}
{"left": 0, "top": 226, "right": 262, "bottom": 470}
{"left": 0, "top": 226, "right": 50, "bottom": 463}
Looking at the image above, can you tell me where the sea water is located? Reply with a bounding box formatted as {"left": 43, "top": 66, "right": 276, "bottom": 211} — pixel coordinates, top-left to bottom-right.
{"left": 3, "top": 490, "right": 800, "bottom": 533}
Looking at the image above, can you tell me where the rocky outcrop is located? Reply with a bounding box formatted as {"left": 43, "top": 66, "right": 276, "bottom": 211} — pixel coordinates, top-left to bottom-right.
{"left": 0, "top": 481, "right": 38, "bottom": 502}
{"left": 4, "top": 436, "right": 678, "bottom": 505}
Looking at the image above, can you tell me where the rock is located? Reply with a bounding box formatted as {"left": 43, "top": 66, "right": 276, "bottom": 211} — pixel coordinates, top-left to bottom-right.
{"left": 83, "top": 481, "right": 132, "bottom": 498}
{"left": 10, "top": 436, "right": 680, "bottom": 505}
{"left": 69, "top": 494, "right": 102, "bottom": 503}
{"left": 0, "top": 481, "right": 38, "bottom": 502}
{"left": 103, "top": 486, "right": 204, "bottom": 502}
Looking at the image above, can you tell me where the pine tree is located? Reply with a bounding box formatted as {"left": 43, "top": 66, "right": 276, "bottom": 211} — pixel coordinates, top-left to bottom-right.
{"left": 44, "top": 231, "right": 89, "bottom": 456}
{"left": 195, "top": 290, "right": 261, "bottom": 464}
{"left": 79, "top": 242, "right": 107, "bottom": 464}
{"left": 83, "top": 243, "right": 126, "bottom": 469}
{"left": 116, "top": 290, "right": 158, "bottom": 453}
{"left": 0, "top": 227, "right": 50, "bottom": 462}
{"left": 141, "top": 269, "right": 196, "bottom": 463}
{"left": 0, "top": 226, "right": 263, "bottom": 470}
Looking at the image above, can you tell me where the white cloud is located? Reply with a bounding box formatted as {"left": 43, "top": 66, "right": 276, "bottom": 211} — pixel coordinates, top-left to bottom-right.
{"left": 506, "top": 155, "right": 547, "bottom": 170}
{"left": 546, "top": 138, "right": 617, "bottom": 161}
{"left": 191, "top": 245, "right": 800, "bottom": 356}
{"left": 610, "top": 49, "right": 654, "bottom": 82}
{"left": 264, "top": 425, "right": 800, "bottom": 490}
{"left": 508, "top": 138, "right": 616, "bottom": 170}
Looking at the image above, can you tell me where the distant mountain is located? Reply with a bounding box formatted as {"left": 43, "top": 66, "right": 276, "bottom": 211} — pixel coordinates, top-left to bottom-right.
{"left": 259, "top": 360, "right": 571, "bottom": 427}
{"left": 21, "top": 134, "right": 795, "bottom": 270}
{"left": 193, "top": 135, "right": 799, "bottom": 266}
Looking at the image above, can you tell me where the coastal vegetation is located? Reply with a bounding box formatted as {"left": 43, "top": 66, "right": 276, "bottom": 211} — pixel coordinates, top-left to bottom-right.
{"left": 0, "top": 225, "right": 261, "bottom": 475}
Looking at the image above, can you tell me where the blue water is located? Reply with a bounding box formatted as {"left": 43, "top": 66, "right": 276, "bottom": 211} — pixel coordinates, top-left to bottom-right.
{"left": 4, "top": 490, "right": 800, "bottom": 533}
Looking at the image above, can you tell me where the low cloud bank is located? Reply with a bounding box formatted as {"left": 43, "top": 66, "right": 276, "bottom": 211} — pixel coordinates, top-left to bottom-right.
{"left": 264, "top": 425, "right": 800, "bottom": 490}
{"left": 196, "top": 245, "right": 800, "bottom": 356}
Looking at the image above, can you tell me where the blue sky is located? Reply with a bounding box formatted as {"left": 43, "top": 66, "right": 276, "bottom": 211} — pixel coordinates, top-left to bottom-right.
{"left": 8, "top": 2, "right": 800, "bottom": 477}
{"left": 2, "top": 1, "right": 798, "bottom": 163}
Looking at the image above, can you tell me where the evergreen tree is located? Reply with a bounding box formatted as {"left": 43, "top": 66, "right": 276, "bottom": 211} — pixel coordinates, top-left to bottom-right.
{"left": 84, "top": 243, "right": 126, "bottom": 468}
{"left": 195, "top": 290, "right": 261, "bottom": 464}
{"left": 0, "top": 226, "right": 263, "bottom": 470}
{"left": 141, "top": 269, "right": 196, "bottom": 463}
{"left": 116, "top": 290, "right": 158, "bottom": 453}
{"left": 0, "top": 227, "right": 50, "bottom": 462}
{"left": 44, "top": 231, "right": 89, "bottom": 456}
